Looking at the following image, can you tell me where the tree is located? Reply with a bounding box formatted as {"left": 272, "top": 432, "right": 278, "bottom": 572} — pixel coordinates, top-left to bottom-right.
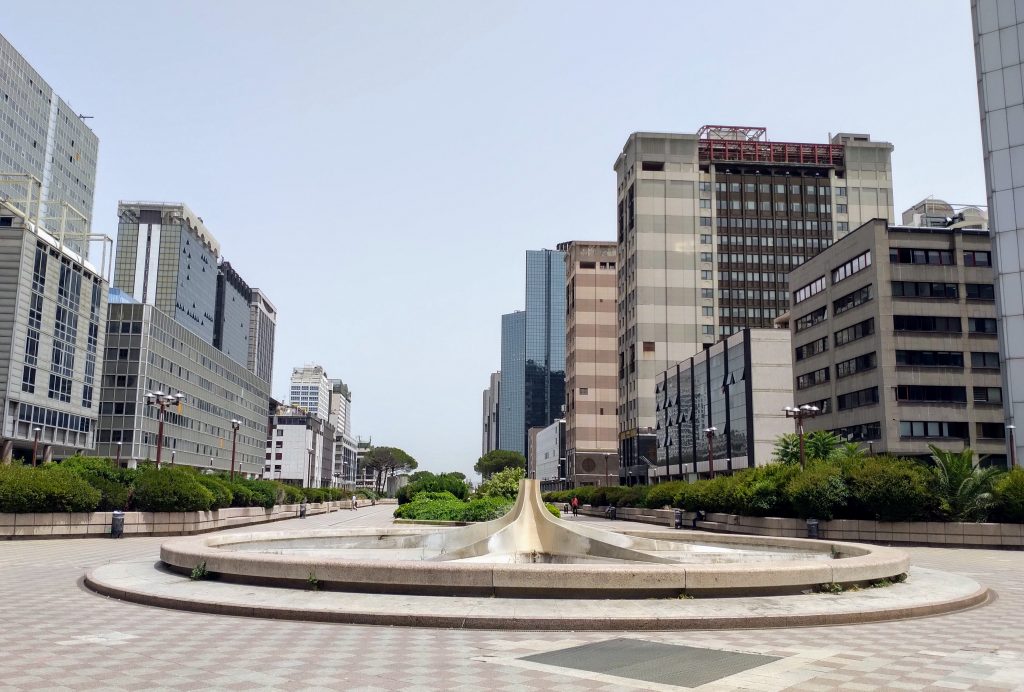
{"left": 361, "top": 446, "right": 418, "bottom": 495}
{"left": 772, "top": 434, "right": 801, "bottom": 465}
{"left": 928, "top": 445, "right": 1004, "bottom": 521}
{"left": 475, "top": 450, "right": 525, "bottom": 479}
{"left": 478, "top": 467, "right": 525, "bottom": 499}
{"left": 829, "top": 441, "right": 867, "bottom": 465}
{"left": 805, "top": 431, "right": 840, "bottom": 462}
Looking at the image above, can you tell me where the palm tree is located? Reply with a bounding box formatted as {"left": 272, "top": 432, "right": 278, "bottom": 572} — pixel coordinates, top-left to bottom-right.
{"left": 805, "top": 431, "right": 841, "bottom": 462}
{"left": 772, "top": 433, "right": 801, "bottom": 465}
{"left": 830, "top": 441, "right": 867, "bottom": 465}
{"left": 928, "top": 445, "right": 1004, "bottom": 521}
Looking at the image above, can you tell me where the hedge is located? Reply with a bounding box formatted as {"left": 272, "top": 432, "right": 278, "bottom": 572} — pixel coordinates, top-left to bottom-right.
{"left": 130, "top": 467, "right": 215, "bottom": 512}
{"left": 995, "top": 469, "right": 1024, "bottom": 522}
{"left": 0, "top": 464, "right": 101, "bottom": 513}
{"left": 393, "top": 492, "right": 560, "bottom": 522}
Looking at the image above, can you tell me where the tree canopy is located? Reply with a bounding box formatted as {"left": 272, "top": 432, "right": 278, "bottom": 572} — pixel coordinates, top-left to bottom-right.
{"left": 361, "top": 446, "right": 417, "bottom": 494}
{"left": 474, "top": 450, "right": 526, "bottom": 479}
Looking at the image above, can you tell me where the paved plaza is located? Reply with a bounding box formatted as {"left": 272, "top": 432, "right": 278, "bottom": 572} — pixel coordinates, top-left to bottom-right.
{"left": 1, "top": 505, "right": 1022, "bottom": 691}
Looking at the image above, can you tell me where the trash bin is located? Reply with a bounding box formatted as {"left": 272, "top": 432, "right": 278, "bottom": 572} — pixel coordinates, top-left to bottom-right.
{"left": 111, "top": 510, "right": 125, "bottom": 539}
{"left": 674, "top": 509, "right": 683, "bottom": 529}
{"left": 806, "top": 518, "right": 820, "bottom": 539}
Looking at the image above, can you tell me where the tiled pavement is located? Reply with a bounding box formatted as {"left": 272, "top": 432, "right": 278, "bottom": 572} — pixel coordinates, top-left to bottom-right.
{"left": 1, "top": 506, "right": 1022, "bottom": 691}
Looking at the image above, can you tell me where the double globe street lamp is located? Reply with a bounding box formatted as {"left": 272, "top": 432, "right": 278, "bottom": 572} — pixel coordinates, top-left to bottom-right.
{"left": 230, "top": 419, "right": 241, "bottom": 481}
{"left": 145, "top": 391, "right": 184, "bottom": 469}
{"left": 783, "top": 404, "right": 821, "bottom": 469}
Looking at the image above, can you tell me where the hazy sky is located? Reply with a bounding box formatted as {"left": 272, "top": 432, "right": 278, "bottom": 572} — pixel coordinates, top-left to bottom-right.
{"left": 4, "top": 1, "right": 986, "bottom": 478}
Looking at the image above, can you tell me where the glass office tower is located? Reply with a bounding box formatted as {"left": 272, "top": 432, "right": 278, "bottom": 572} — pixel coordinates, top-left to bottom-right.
{"left": 498, "top": 311, "right": 526, "bottom": 455}
{"left": 524, "top": 249, "right": 567, "bottom": 440}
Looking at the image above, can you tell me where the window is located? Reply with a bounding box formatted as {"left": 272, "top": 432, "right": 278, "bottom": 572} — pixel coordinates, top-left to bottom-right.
{"left": 702, "top": 325, "right": 714, "bottom": 335}
{"left": 893, "top": 315, "right": 961, "bottom": 333}
{"left": 835, "top": 187, "right": 847, "bottom": 197}
{"left": 275, "top": 453, "right": 283, "bottom": 460}
{"left": 974, "top": 387, "right": 1002, "bottom": 404}
{"left": 963, "top": 251, "right": 992, "bottom": 267}
{"left": 795, "top": 337, "right": 828, "bottom": 361}
{"left": 701, "top": 288, "right": 713, "bottom": 299}
{"left": 837, "top": 387, "right": 879, "bottom": 411}
{"left": 831, "top": 250, "right": 871, "bottom": 284}
{"left": 895, "top": 385, "right": 967, "bottom": 403}
{"left": 837, "top": 221, "right": 849, "bottom": 233}
{"left": 895, "top": 350, "right": 964, "bottom": 368}
{"left": 833, "top": 285, "right": 871, "bottom": 315}
{"left": 700, "top": 234, "right": 712, "bottom": 244}
{"left": 889, "top": 248, "right": 955, "bottom": 265}
{"left": 899, "top": 421, "right": 969, "bottom": 439}
{"left": 977, "top": 422, "right": 1006, "bottom": 439}
{"left": 836, "top": 352, "right": 877, "bottom": 378}
{"left": 836, "top": 204, "right": 848, "bottom": 213}
{"left": 579, "top": 387, "right": 590, "bottom": 395}
{"left": 699, "top": 181, "right": 711, "bottom": 192}
{"left": 832, "top": 421, "right": 880, "bottom": 441}
{"left": 642, "top": 342, "right": 655, "bottom": 352}
{"left": 641, "top": 161, "right": 665, "bottom": 171}
{"left": 971, "top": 351, "right": 1000, "bottom": 369}
{"left": 796, "top": 367, "right": 830, "bottom": 390}
{"left": 21, "top": 365, "right": 35, "bottom": 393}
{"left": 806, "top": 398, "right": 832, "bottom": 414}
{"left": 965, "top": 283, "right": 995, "bottom": 300}
{"left": 794, "top": 276, "right": 826, "bottom": 304}
{"left": 891, "top": 281, "right": 958, "bottom": 299}
{"left": 700, "top": 252, "right": 713, "bottom": 262}
{"left": 702, "top": 306, "right": 713, "bottom": 316}
{"left": 834, "top": 318, "right": 874, "bottom": 346}
{"left": 701, "top": 270, "right": 712, "bottom": 280}
{"left": 794, "top": 306, "right": 828, "bottom": 332}
{"left": 730, "top": 183, "right": 740, "bottom": 192}
{"left": 699, "top": 216, "right": 712, "bottom": 227}
{"left": 579, "top": 261, "right": 596, "bottom": 269}
{"left": 968, "top": 318, "right": 998, "bottom": 334}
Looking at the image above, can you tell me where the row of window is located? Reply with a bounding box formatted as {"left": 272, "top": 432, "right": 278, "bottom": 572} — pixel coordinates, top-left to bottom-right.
{"left": 889, "top": 248, "right": 991, "bottom": 267}
{"left": 891, "top": 281, "right": 995, "bottom": 300}
{"left": 837, "top": 386, "right": 878, "bottom": 411}
{"left": 834, "top": 318, "right": 875, "bottom": 347}
{"left": 895, "top": 350, "right": 1000, "bottom": 369}
{"left": 892, "top": 315, "right": 998, "bottom": 334}
{"left": 710, "top": 182, "right": 834, "bottom": 196}
{"left": 832, "top": 250, "right": 872, "bottom": 284}
{"left": 795, "top": 337, "right": 828, "bottom": 361}
{"left": 712, "top": 200, "right": 834, "bottom": 214}
{"left": 714, "top": 217, "right": 835, "bottom": 233}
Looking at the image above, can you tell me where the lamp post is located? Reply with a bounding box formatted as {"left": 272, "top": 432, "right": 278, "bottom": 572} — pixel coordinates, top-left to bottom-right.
{"left": 31, "top": 426, "right": 41, "bottom": 467}
{"left": 1008, "top": 425, "right": 1018, "bottom": 470}
{"left": 145, "top": 391, "right": 184, "bottom": 469}
{"left": 703, "top": 426, "right": 717, "bottom": 480}
{"left": 170, "top": 451, "right": 176, "bottom": 466}
{"left": 783, "top": 405, "right": 821, "bottom": 469}
{"left": 115, "top": 441, "right": 122, "bottom": 467}
{"left": 867, "top": 440, "right": 874, "bottom": 456}
{"left": 230, "top": 419, "right": 241, "bottom": 481}
{"left": 602, "top": 452, "right": 611, "bottom": 487}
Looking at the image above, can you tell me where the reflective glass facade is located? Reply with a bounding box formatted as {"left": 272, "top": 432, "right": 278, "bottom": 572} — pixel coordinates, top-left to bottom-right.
{"left": 524, "top": 250, "right": 566, "bottom": 443}
{"left": 498, "top": 311, "right": 526, "bottom": 454}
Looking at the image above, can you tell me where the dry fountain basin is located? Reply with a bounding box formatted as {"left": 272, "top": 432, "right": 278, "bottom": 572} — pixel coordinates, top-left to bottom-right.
{"left": 156, "top": 480, "right": 909, "bottom": 598}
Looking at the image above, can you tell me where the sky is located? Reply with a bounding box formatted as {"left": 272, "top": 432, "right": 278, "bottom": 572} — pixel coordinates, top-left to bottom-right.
{"left": 3, "top": 1, "right": 987, "bottom": 478}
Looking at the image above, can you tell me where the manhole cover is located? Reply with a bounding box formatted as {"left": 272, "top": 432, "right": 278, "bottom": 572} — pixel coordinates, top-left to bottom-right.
{"left": 522, "top": 637, "right": 779, "bottom": 687}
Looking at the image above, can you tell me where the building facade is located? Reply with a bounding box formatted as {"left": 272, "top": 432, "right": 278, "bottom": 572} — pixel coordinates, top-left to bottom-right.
{"left": 498, "top": 311, "right": 526, "bottom": 454}
{"left": 213, "top": 261, "right": 251, "bottom": 368}
{"left": 973, "top": 0, "right": 1024, "bottom": 464}
{"left": 524, "top": 249, "right": 567, "bottom": 442}
{"left": 787, "top": 216, "right": 1006, "bottom": 463}
{"left": 289, "top": 364, "right": 331, "bottom": 421}
{"left": 535, "top": 418, "right": 566, "bottom": 491}
{"left": 0, "top": 33, "right": 98, "bottom": 256}
{"left": 95, "top": 301, "right": 269, "bottom": 474}
{"left": 114, "top": 202, "right": 222, "bottom": 344}
{"left": 263, "top": 404, "right": 334, "bottom": 487}
{"left": 558, "top": 240, "right": 618, "bottom": 487}
{"left": 655, "top": 328, "right": 793, "bottom": 482}
{"left": 0, "top": 206, "right": 109, "bottom": 461}
{"left": 329, "top": 379, "right": 356, "bottom": 487}
{"left": 247, "top": 288, "right": 276, "bottom": 384}
{"left": 614, "top": 126, "right": 895, "bottom": 473}
{"left": 481, "top": 371, "right": 500, "bottom": 455}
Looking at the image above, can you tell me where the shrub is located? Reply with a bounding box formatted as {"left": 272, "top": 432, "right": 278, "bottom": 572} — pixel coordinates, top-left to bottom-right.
{"left": 0, "top": 464, "right": 101, "bottom": 513}
{"left": 459, "top": 496, "right": 513, "bottom": 522}
{"left": 994, "top": 468, "right": 1024, "bottom": 522}
{"left": 644, "top": 481, "right": 687, "bottom": 509}
{"left": 236, "top": 479, "right": 277, "bottom": 508}
{"left": 83, "top": 475, "right": 132, "bottom": 511}
{"left": 786, "top": 462, "right": 848, "bottom": 519}
{"left": 604, "top": 485, "right": 648, "bottom": 508}
{"left": 56, "top": 456, "right": 135, "bottom": 511}
{"left": 130, "top": 468, "right": 215, "bottom": 512}
{"left": 222, "top": 481, "right": 256, "bottom": 507}
{"left": 397, "top": 473, "right": 470, "bottom": 504}
{"left": 302, "top": 488, "right": 327, "bottom": 503}
{"left": 545, "top": 502, "right": 561, "bottom": 518}
{"left": 277, "top": 483, "right": 304, "bottom": 504}
{"left": 734, "top": 464, "right": 798, "bottom": 517}
{"left": 393, "top": 491, "right": 466, "bottom": 521}
{"left": 478, "top": 467, "right": 525, "bottom": 499}
{"left": 844, "top": 456, "right": 935, "bottom": 521}
{"left": 195, "top": 475, "right": 233, "bottom": 510}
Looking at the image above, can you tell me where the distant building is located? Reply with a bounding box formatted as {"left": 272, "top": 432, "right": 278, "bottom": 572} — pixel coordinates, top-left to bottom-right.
{"left": 481, "top": 371, "right": 500, "bottom": 455}
{"left": 213, "top": 261, "right": 251, "bottom": 368}
{"left": 787, "top": 213, "right": 1005, "bottom": 464}
{"left": 329, "top": 379, "right": 356, "bottom": 487}
{"left": 247, "top": 288, "right": 277, "bottom": 384}
{"left": 527, "top": 426, "right": 543, "bottom": 480}
{"left": 0, "top": 33, "right": 99, "bottom": 257}
{"left": 655, "top": 328, "right": 793, "bottom": 481}
{"left": 354, "top": 437, "right": 374, "bottom": 489}
{"left": 558, "top": 240, "right": 618, "bottom": 487}
{"left": 535, "top": 419, "right": 567, "bottom": 492}
{"left": 289, "top": 364, "right": 331, "bottom": 421}
{"left": 0, "top": 204, "right": 111, "bottom": 461}
{"left": 498, "top": 311, "right": 526, "bottom": 454}
{"left": 263, "top": 403, "right": 333, "bottom": 487}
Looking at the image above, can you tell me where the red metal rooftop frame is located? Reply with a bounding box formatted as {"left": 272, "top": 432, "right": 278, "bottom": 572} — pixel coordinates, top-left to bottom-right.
{"left": 697, "top": 125, "right": 767, "bottom": 142}
{"left": 696, "top": 125, "right": 844, "bottom": 167}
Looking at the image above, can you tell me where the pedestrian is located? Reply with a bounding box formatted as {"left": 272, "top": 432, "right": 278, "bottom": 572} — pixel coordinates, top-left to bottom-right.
{"left": 351, "top": 494, "right": 357, "bottom": 510}
{"left": 299, "top": 498, "right": 307, "bottom": 519}
{"left": 571, "top": 495, "right": 579, "bottom": 517}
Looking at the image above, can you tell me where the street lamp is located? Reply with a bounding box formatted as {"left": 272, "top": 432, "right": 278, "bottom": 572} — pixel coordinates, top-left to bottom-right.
{"left": 1008, "top": 425, "right": 1018, "bottom": 470}
{"left": 703, "top": 426, "right": 717, "bottom": 480}
{"left": 145, "top": 391, "right": 184, "bottom": 469}
{"left": 170, "top": 450, "right": 176, "bottom": 466}
{"left": 31, "top": 426, "right": 41, "bottom": 467}
{"left": 115, "top": 441, "right": 123, "bottom": 467}
{"left": 783, "top": 405, "right": 821, "bottom": 469}
{"left": 867, "top": 440, "right": 874, "bottom": 456}
{"left": 230, "top": 419, "right": 241, "bottom": 481}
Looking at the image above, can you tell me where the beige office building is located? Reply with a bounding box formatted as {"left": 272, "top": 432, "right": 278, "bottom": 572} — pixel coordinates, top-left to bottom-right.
{"left": 787, "top": 208, "right": 1006, "bottom": 464}
{"left": 558, "top": 240, "right": 618, "bottom": 486}
{"left": 614, "top": 125, "right": 895, "bottom": 476}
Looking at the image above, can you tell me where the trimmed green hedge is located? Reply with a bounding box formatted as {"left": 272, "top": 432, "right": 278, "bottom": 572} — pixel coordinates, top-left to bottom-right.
{"left": 130, "top": 467, "right": 215, "bottom": 512}
{"left": 0, "top": 464, "right": 101, "bottom": 512}
{"left": 393, "top": 492, "right": 561, "bottom": 522}
{"left": 995, "top": 469, "right": 1024, "bottom": 522}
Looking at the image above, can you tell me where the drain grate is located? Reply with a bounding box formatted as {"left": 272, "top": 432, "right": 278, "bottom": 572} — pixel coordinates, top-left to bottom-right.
{"left": 521, "top": 637, "right": 780, "bottom": 688}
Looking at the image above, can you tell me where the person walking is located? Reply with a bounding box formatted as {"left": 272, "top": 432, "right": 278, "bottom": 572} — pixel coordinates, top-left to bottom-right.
{"left": 299, "top": 498, "right": 307, "bottom": 519}
{"left": 571, "top": 495, "right": 579, "bottom": 517}
{"left": 351, "top": 494, "right": 357, "bottom": 510}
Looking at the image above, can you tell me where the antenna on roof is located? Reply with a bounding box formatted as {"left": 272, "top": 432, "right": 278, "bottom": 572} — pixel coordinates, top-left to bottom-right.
{"left": 77, "top": 114, "right": 94, "bottom": 119}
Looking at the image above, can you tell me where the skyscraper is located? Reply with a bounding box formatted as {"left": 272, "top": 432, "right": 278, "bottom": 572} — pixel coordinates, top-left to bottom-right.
{"left": 498, "top": 311, "right": 525, "bottom": 454}
{"left": 614, "top": 126, "right": 894, "bottom": 476}
{"left": 247, "top": 288, "right": 277, "bottom": 384}
{"left": 289, "top": 364, "right": 331, "bottom": 421}
{"left": 973, "top": 0, "right": 1024, "bottom": 464}
{"left": 213, "top": 261, "right": 251, "bottom": 368}
{"left": 481, "top": 371, "right": 500, "bottom": 456}
{"left": 0, "top": 33, "right": 98, "bottom": 257}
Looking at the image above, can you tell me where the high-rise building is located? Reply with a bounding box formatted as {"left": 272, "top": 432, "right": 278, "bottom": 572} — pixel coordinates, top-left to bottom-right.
{"left": 0, "top": 33, "right": 98, "bottom": 257}
{"left": 0, "top": 203, "right": 111, "bottom": 462}
{"left": 289, "top": 364, "right": 331, "bottom": 421}
{"left": 787, "top": 213, "right": 1005, "bottom": 464}
{"left": 213, "top": 260, "right": 251, "bottom": 367}
{"left": 96, "top": 300, "right": 270, "bottom": 473}
{"left": 481, "top": 371, "right": 500, "bottom": 456}
{"left": 263, "top": 403, "right": 333, "bottom": 487}
{"left": 973, "top": 0, "right": 1024, "bottom": 464}
{"left": 614, "top": 126, "right": 895, "bottom": 476}
{"left": 114, "top": 202, "right": 221, "bottom": 344}
{"left": 247, "top": 288, "right": 277, "bottom": 384}
{"left": 558, "top": 240, "right": 618, "bottom": 487}
{"left": 498, "top": 311, "right": 526, "bottom": 454}
{"left": 329, "top": 379, "right": 357, "bottom": 486}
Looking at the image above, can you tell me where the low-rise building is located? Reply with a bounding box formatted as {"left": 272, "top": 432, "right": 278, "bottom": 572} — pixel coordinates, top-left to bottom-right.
{"left": 535, "top": 418, "right": 567, "bottom": 492}
{"left": 263, "top": 403, "right": 334, "bottom": 487}
{"left": 655, "top": 328, "right": 793, "bottom": 481}
{"left": 786, "top": 213, "right": 1006, "bottom": 464}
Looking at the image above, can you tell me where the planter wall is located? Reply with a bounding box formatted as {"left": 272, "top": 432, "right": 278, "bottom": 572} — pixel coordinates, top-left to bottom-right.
{"left": 576, "top": 506, "right": 1024, "bottom": 548}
